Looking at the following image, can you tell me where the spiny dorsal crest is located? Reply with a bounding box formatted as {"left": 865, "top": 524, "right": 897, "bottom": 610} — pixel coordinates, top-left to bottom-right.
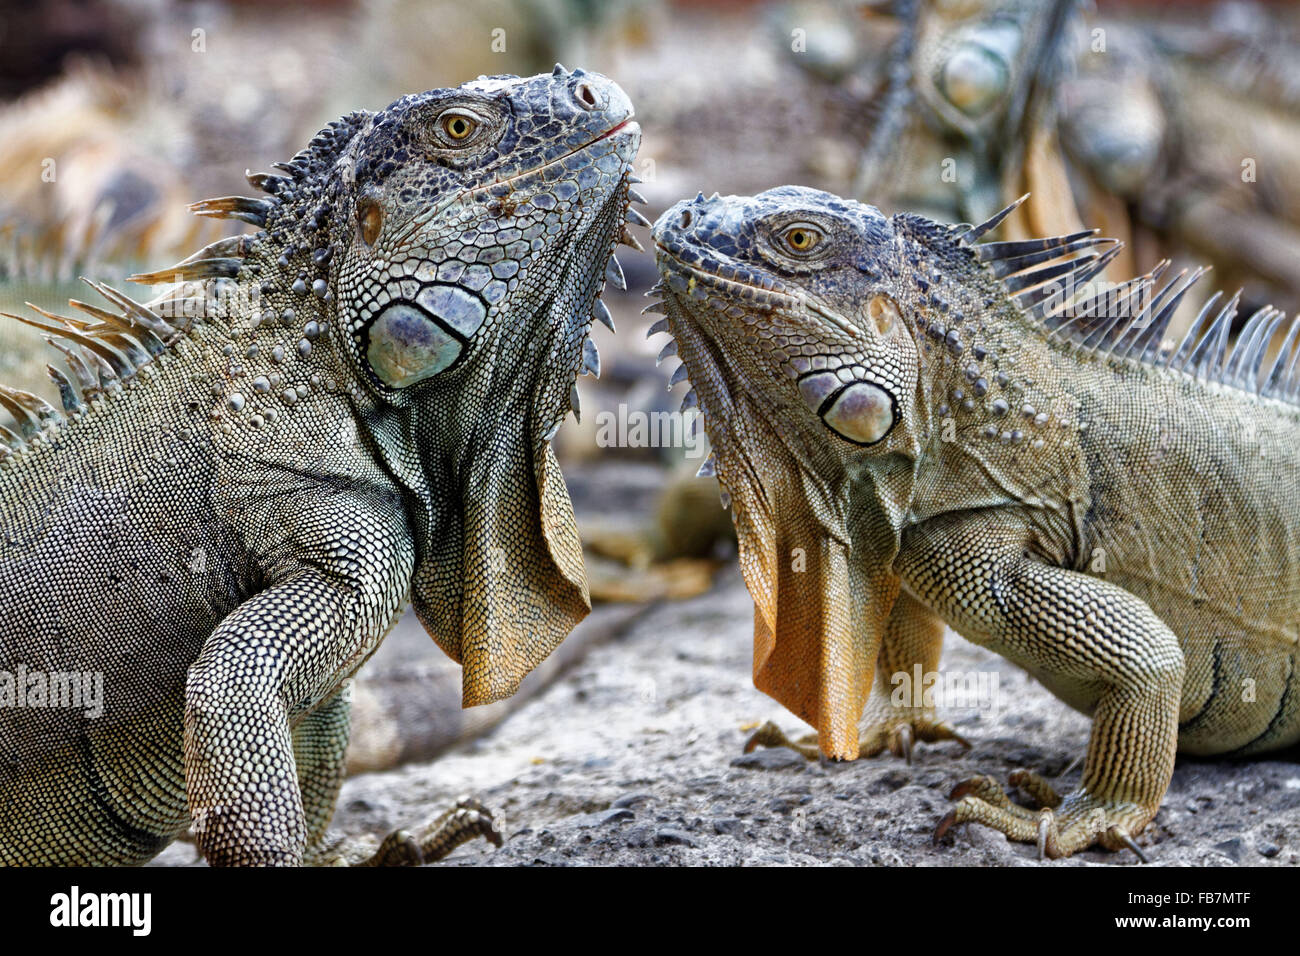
{"left": 956, "top": 195, "right": 1300, "bottom": 405}
{"left": 0, "top": 112, "right": 372, "bottom": 460}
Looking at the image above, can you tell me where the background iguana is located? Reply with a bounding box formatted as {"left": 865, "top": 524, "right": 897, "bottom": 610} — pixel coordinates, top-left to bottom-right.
{"left": 648, "top": 186, "right": 1300, "bottom": 859}
{"left": 0, "top": 67, "right": 641, "bottom": 866}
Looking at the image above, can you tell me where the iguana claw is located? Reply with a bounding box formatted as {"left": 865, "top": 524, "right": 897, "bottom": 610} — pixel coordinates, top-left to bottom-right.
{"left": 344, "top": 797, "right": 504, "bottom": 867}
{"left": 935, "top": 772, "right": 1152, "bottom": 862}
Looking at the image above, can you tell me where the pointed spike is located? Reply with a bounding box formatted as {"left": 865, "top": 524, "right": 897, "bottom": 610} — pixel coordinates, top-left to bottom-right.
{"left": 1263, "top": 315, "right": 1300, "bottom": 395}
{"left": 1224, "top": 305, "right": 1275, "bottom": 384}
{"left": 0, "top": 387, "right": 50, "bottom": 437}
{"left": 543, "top": 420, "right": 561, "bottom": 442}
{"left": 593, "top": 297, "right": 615, "bottom": 333}
{"left": 668, "top": 363, "right": 690, "bottom": 387}
{"left": 67, "top": 300, "right": 166, "bottom": 356}
{"left": 1129, "top": 267, "right": 1208, "bottom": 363}
{"left": 1168, "top": 291, "right": 1224, "bottom": 371}
{"left": 1189, "top": 291, "right": 1241, "bottom": 380}
{"left": 582, "top": 337, "right": 601, "bottom": 378}
{"left": 1247, "top": 309, "right": 1286, "bottom": 392}
{"left": 47, "top": 365, "right": 83, "bottom": 413}
{"left": 1099, "top": 266, "right": 1187, "bottom": 355}
{"left": 246, "top": 170, "right": 290, "bottom": 195}
{"left": 644, "top": 281, "right": 665, "bottom": 297}
{"left": 569, "top": 383, "right": 581, "bottom": 423}
{"left": 657, "top": 339, "right": 678, "bottom": 365}
{"left": 553, "top": 63, "right": 566, "bottom": 76}
{"left": 719, "top": 489, "right": 731, "bottom": 510}
{"left": 959, "top": 194, "right": 1030, "bottom": 244}
{"left": 1032, "top": 245, "right": 1124, "bottom": 322}
{"left": 646, "top": 318, "right": 670, "bottom": 337}
{"left": 627, "top": 175, "right": 643, "bottom": 184}
{"left": 696, "top": 453, "right": 717, "bottom": 478}
{"left": 1005, "top": 251, "right": 1099, "bottom": 295}
{"left": 680, "top": 389, "right": 698, "bottom": 411}
{"left": 8, "top": 307, "right": 135, "bottom": 379}
{"left": 626, "top": 208, "right": 652, "bottom": 229}
{"left": 46, "top": 339, "right": 97, "bottom": 391}
{"left": 81, "top": 279, "right": 176, "bottom": 339}
{"left": 128, "top": 258, "right": 242, "bottom": 285}
{"left": 975, "top": 229, "right": 1100, "bottom": 263}
{"left": 627, "top": 188, "right": 647, "bottom": 205}
{"left": 984, "top": 235, "right": 1112, "bottom": 279}
{"left": 605, "top": 255, "right": 626, "bottom": 291}
{"left": 619, "top": 227, "right": 645, "bottom": 252}
{"left": 694, "top": 191, "right": 706, "bottom": 203}
{"left": 188, "top": 195, "right": 273, "bottom": 226}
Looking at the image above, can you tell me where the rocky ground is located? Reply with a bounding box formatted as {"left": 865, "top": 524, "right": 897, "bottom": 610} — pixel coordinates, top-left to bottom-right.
{"left": 172, "top": 568, "right": 1294, "bottom": 868}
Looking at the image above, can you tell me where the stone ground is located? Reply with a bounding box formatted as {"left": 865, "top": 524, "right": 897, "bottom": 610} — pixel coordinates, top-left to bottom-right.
{"left": 156, "top": 562, "right": 1298, "bottom": 868}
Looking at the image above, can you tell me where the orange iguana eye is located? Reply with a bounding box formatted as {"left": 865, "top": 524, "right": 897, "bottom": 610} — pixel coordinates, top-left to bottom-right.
{"left": 442, "top": 114, "right": 477, "bottom": 141}
{"left": 358, "top": 199, "right": 383, "bottom": 246}
{"left": 781, "top": 224, "right": 822, "bottom": 254}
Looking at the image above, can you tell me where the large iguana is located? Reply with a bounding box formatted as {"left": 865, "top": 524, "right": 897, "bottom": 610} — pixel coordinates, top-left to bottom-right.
{"left": 648, "top": 186, "right": 1300, "bottom": 859}
{"left": 0, "top": 67, "right": 642, "bottom": 866}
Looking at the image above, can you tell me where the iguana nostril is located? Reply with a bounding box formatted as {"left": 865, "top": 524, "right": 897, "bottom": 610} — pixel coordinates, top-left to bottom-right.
{"left": 680, "top": 210, "right": 693, "bottom": 229}
{"left": 576, "top": 82, "right": 601, "bottom": 109}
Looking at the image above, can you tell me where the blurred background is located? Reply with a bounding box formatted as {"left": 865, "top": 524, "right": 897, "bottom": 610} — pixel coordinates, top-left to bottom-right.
{"left": 3, "top": 0, "right": 1300, "bottom": 770}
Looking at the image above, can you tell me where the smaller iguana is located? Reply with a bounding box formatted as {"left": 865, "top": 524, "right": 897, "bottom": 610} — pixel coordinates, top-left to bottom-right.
{"left": 0, "top": 67, "right": 642, "bottom": 866}
{"left": 649, "top": 186, "right": 1300, "bottom": 859}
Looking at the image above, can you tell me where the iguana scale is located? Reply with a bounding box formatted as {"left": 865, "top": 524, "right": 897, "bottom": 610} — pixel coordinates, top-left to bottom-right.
{"left": 649, "top": 186, "right": 1300, "bottom": 859}
{"left": 0, "top": 68, "right": 641, "bottom": 866}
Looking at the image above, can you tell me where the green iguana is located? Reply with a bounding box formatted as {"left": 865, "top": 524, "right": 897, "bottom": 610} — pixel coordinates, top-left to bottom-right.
{"left": 0, "top": 67, "right": 643, "bottom": 866}
{"left": 648, "top": 186, "right": 1300, "bottom": 859}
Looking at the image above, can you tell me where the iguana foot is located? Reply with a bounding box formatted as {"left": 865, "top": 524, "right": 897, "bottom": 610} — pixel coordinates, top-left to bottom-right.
{"left": 744, "top": 717, "right": 969, "bottom": 763}
{"left": 743, "top": 720, "right": 823, "bottom": 759}
{"left": 315, "top": 796, "right": 504, "bottom": 866}
{"left": 858, "top": 714, "right": 970, "bottom": 764}
{"left": 934, "top": 771, "right": 1151, "bottom": 861}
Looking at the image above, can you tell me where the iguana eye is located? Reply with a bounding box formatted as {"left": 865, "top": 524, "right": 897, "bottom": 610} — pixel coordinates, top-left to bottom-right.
{"left": 358, "top": 199, "right": 383, "bottom": 246}
{"left": 440, "top": 112, "right": 479, "bottom": 142}
{"left": 780, "top": 224, "right": 823, "bottom": 255}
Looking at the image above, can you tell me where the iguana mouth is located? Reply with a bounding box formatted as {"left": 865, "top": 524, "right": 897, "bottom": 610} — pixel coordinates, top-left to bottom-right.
{"left": 654, "top": 242, "right": 862, "bottom": 338}
{"left": 474, "top": 117, "right": 640, "bottom": 196}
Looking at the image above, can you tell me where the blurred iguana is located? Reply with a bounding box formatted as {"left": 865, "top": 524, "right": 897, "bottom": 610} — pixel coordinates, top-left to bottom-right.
{"left": 649, "top": 186, "right": 1300, "bottom": 859}
{"left": 0, "top": 68, "right": 643, "bottom": 866}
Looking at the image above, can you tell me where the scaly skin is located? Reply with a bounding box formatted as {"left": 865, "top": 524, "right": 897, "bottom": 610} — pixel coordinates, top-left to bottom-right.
{"left": 650, "top": 186, "right": 1300, "bottom": 859}
{"left": 0, "top": 68, "right": 641, "bottom": 865}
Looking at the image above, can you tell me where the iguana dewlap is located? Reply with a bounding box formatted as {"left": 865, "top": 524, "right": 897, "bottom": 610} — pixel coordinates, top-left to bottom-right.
{"left": 0, "top": 68, "right": 642, "bottom": 866}
{"left": 649, "top": 186, "right": 1300, "bottom": 859}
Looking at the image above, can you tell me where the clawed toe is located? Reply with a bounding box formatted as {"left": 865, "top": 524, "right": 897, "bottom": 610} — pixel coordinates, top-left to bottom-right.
{"left": 934, "top": 772, "right": 1152, "bottom": 862}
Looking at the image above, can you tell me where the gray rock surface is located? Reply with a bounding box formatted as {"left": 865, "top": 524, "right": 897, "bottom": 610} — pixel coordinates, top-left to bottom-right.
{"left": 319, "top": 567, "right": 1300, "bottom": 867}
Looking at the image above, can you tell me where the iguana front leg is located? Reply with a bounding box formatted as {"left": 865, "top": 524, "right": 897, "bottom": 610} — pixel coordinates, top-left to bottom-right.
{"left": 184, "top": 568, "right": 385, "bottom": 865}
{"left": 744, "top": 592, "right": 969, "bottom": 762}
{"left": 899, "top": 513, "right": 1184, "bottom": 859}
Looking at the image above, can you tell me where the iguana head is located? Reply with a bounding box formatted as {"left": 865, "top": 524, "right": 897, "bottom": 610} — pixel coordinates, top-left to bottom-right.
{"left": 652, "top": 186, "right": 930, "bottom": 491}
{"left": 649, "top": 186, "right": 1047, "bottom": 754}
{"left": 249, "top": 69, "right": 641, "bottom": 705}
